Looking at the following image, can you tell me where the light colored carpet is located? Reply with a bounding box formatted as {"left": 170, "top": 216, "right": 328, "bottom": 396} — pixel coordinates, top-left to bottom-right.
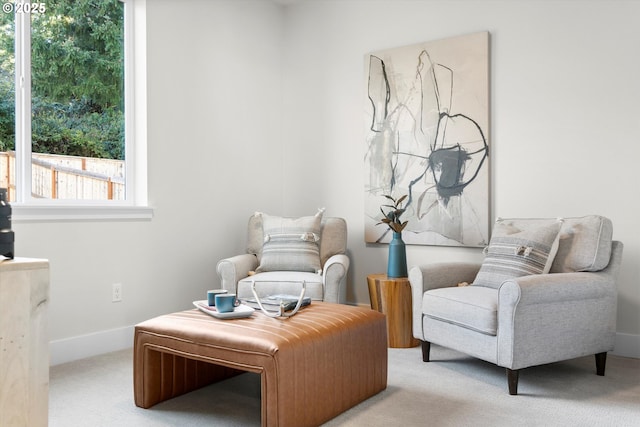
{"left": 50, "top": 345, "right": 640, "bottom": 426}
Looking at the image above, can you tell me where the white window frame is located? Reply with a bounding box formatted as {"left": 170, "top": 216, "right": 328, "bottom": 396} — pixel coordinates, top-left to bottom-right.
{"left": 11, "top": 0, "right": 152, "bottom": 222}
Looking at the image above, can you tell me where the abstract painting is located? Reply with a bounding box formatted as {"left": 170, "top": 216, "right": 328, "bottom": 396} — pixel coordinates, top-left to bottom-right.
{"left": 364, "top": 32, "right": 490, "bottom": 247}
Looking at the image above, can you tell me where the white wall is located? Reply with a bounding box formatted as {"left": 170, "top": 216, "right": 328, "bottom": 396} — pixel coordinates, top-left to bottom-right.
{"left": 12, "top": 0, "right": 639, "bottom": 364}
{"left": 13, "top": 0, "right": 286, "bottom": 364}
{"left": 280, "top": 0, "right": 640, "bottom": 353}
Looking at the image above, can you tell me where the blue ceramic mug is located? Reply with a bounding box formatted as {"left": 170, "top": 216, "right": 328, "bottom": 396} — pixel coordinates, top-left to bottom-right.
{"left": 215, "top": 293, "right": 240, "bottom": 313}
{"left": 207, "top": 289, "right": 227, "bottom": 306}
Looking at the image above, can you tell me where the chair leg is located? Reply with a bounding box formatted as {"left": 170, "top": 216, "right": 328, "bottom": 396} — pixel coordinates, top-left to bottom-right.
{"left": 506, "top": 368, "right": 519, "bottom": 395}
{"left": 421, "top": 340, "right": 431, "bottom": 362}
{"left": 595, "top": 352, "right": 607, "bottom": 376}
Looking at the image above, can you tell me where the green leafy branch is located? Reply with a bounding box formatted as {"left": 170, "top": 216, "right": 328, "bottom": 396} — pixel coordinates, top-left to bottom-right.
{"left": 377, "top": 194, "right": 408, "bottom": 233}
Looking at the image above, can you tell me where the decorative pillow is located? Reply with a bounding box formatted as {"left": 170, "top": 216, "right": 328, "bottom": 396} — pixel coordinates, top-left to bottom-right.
{"left": 247, "top": 213, "right": 266, "bottom": 262}
{"left": 551, "top": 215, "right": 613, "bottom": 272}
{"left": 495, "top": 216, "right": 613, "bottom": 272}
{"left": 472, "top": 219, "right": 563, "bottom": 289}
{"left": 255, "top": 208, "right": 324, "bottom": 273}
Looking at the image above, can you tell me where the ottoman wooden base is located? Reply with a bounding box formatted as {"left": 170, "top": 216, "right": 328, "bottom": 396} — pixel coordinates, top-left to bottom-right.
{"left": 134, "top": 302, "right": 387, "bottom": 427}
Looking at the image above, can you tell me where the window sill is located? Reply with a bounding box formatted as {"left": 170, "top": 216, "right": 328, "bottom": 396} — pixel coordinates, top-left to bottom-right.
{"left": 12, "top": 204, "right": 154, "bottom": 222}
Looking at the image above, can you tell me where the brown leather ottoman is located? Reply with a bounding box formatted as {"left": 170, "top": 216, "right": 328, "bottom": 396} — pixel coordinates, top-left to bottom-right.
{"left": 133, "top": 302, "right": 387, "bottom": 427}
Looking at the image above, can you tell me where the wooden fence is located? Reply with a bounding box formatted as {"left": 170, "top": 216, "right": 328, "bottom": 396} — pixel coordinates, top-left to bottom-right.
{"left": 0, "top": 151, "right": 125, "bottom": 201}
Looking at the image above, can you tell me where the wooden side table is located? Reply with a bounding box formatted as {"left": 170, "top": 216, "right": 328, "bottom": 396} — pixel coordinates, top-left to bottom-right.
{"left": 367, "top": 273, "right": 419, "bottom": 348}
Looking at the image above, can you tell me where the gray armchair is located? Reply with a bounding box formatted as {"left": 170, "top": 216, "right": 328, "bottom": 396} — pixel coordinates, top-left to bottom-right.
{"left": 409, "top": 215, "right": 623, "bottom": 395}
{"left": 217, "top": 213, "right": 349, "bottom": 303}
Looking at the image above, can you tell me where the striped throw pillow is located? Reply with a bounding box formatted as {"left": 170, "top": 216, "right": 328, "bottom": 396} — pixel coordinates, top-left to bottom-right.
{"left": 473, "top": 219, "right": 563, "bottom": 289}
{"left": 255, "top": 209, "right": 324, "bottom": 273}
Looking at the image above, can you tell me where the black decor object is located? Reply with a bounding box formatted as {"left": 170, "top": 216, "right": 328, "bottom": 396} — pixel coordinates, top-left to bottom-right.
{"left": 0, "top": 188, "right": 14, "bottom": 259}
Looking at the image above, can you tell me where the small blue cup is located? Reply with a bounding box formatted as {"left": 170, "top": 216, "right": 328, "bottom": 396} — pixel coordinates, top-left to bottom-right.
{"left": 207, "top": 289, "right": 227, "bottom": 306}
{"left": 215, "top": 293, "right": 239, "bottom": 313}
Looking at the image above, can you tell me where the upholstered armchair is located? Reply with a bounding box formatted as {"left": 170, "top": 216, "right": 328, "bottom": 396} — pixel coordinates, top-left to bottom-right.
{"left": 217, "top": 210, "right": 349, "bottom": 304}
{"left": 409, "top": 215, "right": 623, "bottom": 395}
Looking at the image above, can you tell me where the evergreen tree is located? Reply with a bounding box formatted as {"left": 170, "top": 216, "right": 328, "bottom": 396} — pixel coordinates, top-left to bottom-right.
{"left": 31, "top": 0, "right": 124, "bottom": 108}
{"left": 0, "top": 0, "right": 124, "bottom": 159}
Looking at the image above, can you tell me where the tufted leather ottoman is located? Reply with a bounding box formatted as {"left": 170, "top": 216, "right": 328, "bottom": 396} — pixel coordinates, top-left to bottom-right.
{"left": 133, "top": 302, "right": 387, "bottom": 427}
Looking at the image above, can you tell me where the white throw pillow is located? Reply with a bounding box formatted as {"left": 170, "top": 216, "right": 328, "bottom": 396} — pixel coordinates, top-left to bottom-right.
{"left": 472, "top": 218, "right": 563, "bottom": 289}
{"left": 255, "top": 208, "right": 324, "bottom": 273}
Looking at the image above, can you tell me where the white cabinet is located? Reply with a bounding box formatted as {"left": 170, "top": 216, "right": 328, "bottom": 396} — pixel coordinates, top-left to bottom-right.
{"left": 0, "top": 258, "right": 49, "bottom": 427}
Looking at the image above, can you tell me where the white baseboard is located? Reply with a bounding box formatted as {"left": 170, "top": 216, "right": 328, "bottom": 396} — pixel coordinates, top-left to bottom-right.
{"left": 49, "top": 325, "right": 639, "bottom": 366}
{"left": 50, "top": 325, "right": 134, "bottom": 366}
{"left": 613, "top": 332, "right": 640, "bottom": 359}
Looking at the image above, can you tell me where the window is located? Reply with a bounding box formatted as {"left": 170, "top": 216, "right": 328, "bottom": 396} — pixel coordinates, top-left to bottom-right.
{"left": 0, "top": 0, "right": 150, "bottom": 220}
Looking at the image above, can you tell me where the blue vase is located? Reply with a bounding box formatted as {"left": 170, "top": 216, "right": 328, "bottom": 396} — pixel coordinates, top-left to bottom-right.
{"left": 387, "top": 232, "right": 408, "bottom": 278}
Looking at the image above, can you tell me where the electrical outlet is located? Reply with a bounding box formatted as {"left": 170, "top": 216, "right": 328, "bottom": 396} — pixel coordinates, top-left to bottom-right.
{"left": 112, "top": 283, "right": 122, "bottom": 302}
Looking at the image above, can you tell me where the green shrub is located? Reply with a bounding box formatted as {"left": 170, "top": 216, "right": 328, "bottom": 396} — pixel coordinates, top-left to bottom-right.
{"left": 31, "top": 98, "right": 124, "bottom": 159}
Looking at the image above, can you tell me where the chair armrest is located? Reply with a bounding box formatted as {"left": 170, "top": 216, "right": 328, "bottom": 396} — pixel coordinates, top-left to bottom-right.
{"left": 322, "top": 254, "right": 350, "bottom": 303}
{"left": 499, "top": 271, "right": 616, "bottom": 306}
{"left": 216, "top": 254, "right": 259, "bottom": 293}
{"left": 408, "top": 262, "right": 481, "bottom": 340}
{"left": 497, "top": 270, "right": 618, "bottom": 369}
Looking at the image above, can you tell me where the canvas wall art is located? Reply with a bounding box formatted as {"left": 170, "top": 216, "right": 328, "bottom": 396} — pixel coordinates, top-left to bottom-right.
{"left": 364, "top": 32, "right": 490, "bottom": 247}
